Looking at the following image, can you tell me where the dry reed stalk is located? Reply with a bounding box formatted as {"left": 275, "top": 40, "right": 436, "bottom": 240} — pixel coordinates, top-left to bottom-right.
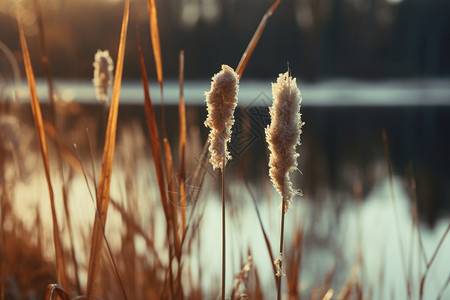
{"left": 437, "top": 273, "right": 450, "bottom": 300}
{"left": 179, "top": 50, "right": 187, "bottom": 233}
{"left": 33, "top": 0, "right": 56, "bottom": 106}
{"left": 86, "top": 0, "right": 130, "bottom": 297}
{"left": 164, "top": 138, "right": 182, "bottom": 259}
{"left": 221, "top": 157, "right": 226, "bottom": 300}
{"left": 136, "top": 28, "right": 177, "bottom": 299}
{"left": 235, "top": 0, "right": 281, "bottom": 78}
{"left": 32, "top": 1, "right": 84, "bottom": 294}
{"left": 287, "top": 211, "right": 306, "bottom": 299}
{"left": 42, "top": 119, "right": 83, "bottom": 294}
{"left": 0, "top": 171, "right": 5, "bottom": 300}
{"left": 353, "top": 181, "right": 365, "bottom": 300}
{"left": 265, "top": 70, "right": 304, "bottom": 300}
{"left": 419, "top": 223, "right": 450, "bottom": 300}
{"left": 241, "top": 170, "right": 279, "bottom": 289}
{"left": 163, "top": 138, "right": 179, "bottom": 298}
{"left": 136, "top": 28, "right": 169, "bottom": 218}
{"left": 146, "top": 0, "right": 166, "bottom": 138}
{"left": 204, "top": 64, "right": 239, "bottom": 299}
{"left": 17, "top": 18, "right": 70, "bottom": 294}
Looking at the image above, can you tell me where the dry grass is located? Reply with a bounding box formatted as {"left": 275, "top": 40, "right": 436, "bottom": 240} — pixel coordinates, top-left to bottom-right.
{"left": 0, "top": 0, "right": 449, "bottom": 300}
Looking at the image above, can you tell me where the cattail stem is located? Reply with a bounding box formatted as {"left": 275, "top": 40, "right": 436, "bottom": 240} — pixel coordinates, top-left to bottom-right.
{"left": 277, "top": 197, "right": 286, "bottom": 300}
{"left": 221, "top": 157, "right": 226, "bottom": 300}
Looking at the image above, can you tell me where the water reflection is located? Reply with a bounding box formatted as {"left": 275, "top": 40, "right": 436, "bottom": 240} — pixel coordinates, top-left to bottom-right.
{"left": 3, "top": 96, "right": 449, "bottom": 298}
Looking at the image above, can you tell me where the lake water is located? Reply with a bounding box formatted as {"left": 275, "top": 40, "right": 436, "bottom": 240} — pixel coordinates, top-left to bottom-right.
{"left": 2, "top": 78, "right": 450, "bottom": 298}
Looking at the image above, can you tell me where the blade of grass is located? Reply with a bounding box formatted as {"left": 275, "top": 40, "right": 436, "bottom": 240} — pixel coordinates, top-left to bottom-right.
{"left": 182, "top": 139, "right": 210, "bottom": 240}
{"left": 287, "top": 211, "right": 306, "bottom": 299}
{"left": 136, "top": 27, "right": 169, "bottom": 218}
{"left": 17, "top": 17, "right": 70, "bottom": 294}
{"left": 163, "top": 137, "right": 178, "bottom": 298}
{"left": 44, "top": 121, "right": 84, "bottom": 173}
{"left": 164, "top": 137, "right": 181, "bottom": 257}
{"left": 137, "top": 27, "right": 176, "bottom": 299}
{"left": 33, "top": 4, "right": 82, "bottom": 292}
{"left": 44, "top": 121, "right": 83, "bottom": 294}
{"left": 241, "top": 168, "right": 278, "bottom": 289}
{"left": 419, "top": 223, "right": 450, "bottom": 300}
{"left": 0, "top": 182, "right": 5, "bottom": 300}
{"left": 75, "top": 144, "right": 129, "bottom": 300}
{"left": 146, "top": 0, "right": 163, "bottom": 90}
{"left": 146, "top": 0, "right": 166, "bottom": 137}
{"left": 86, "top": 0, "right": 130, "bottom": 296}
{"left": 437, "top": 272, "right": 450, "bottom": 300}
{"left": 178, "top": 50, "right": 187, "bottom": 233}
{"left": 33, "top": 0, "right": 55, "bottom": 106}
{"left": 235, "top": 0, "right": 281, "bottom": 78}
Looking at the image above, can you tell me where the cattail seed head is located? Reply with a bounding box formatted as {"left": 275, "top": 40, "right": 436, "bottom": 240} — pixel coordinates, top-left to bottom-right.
{"left": 265, "top": 71, "right": 304, "bottom": 212}
{"left": 92, "top": 50, "right": 114, "bottom": 103}
{"left": 204, "top": 65, "right": 239, "bottom": 170}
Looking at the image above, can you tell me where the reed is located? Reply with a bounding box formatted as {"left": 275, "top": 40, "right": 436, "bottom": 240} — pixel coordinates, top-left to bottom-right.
{"left": 86, "top": 0, "right": 130, "bottom": 297}
{"left": 265, "top": 70, "right": 304, "bottom": 300}
{"left": 204, "top": 64, "right": 239, "bottom": 299}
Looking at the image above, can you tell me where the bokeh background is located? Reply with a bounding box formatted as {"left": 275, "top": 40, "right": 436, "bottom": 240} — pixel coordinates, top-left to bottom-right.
{"left": 1, "top": 0, "right": 449, "bottom": 81}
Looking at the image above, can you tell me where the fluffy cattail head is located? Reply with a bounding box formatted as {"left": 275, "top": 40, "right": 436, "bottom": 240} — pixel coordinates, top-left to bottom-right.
{"left": 204, "top": 64, "right": 239, "bottom": 170}
{"left": 92, "top": 49, "right": 114, "bottom": 103}
{"left": 265, "top": 71, "right": 304, "bottom": 212}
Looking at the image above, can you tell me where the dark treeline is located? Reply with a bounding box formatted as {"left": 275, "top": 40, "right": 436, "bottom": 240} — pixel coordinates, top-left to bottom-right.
{"left": 0, "top": 0, "right": 449, "bottom": 81}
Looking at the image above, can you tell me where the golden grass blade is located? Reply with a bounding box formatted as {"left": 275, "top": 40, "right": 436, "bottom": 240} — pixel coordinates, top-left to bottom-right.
{"left": 33, "top": 0, "right": 56, "bottom": 106}
{"left": 163, "top": 138, "right": 177, "bottom": 298}
{"left": 178, "top": 50, "right": 187, "bottom": 232}
{"left": 1, "top": 182, "right": 5, "bottom": 300}
{"left": 137, "top": 28, "right": 178, "bottom": 298}
{"left": 136, "top": 27, "right": 169, "bottom": 218}
{"left": 287, "top": 214, "right": 306, "bottom": 299}
{"left": 146, "top": 0, "right": 163, "bottom": 90}
{"left": 86, "top": 0, "right": 130, "bottom": 296}
{"left": 17, "top": 18, "right": 70, "bottom": 294}
{"left": 146, "top": 0, "right": 166, "bottom": 137}
{"left": 235, "top": 0, "right": 281, "bottom": 78}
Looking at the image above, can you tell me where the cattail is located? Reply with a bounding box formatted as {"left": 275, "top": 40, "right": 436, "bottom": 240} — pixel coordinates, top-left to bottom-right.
{"left": 265, "top": 71, "right": 304, "bottom": 212}
{"left": 204, "top": 64, "right": 239, "bottom": 170}
{"left": 92, "top": 49, "right": 114, "bottom": 103}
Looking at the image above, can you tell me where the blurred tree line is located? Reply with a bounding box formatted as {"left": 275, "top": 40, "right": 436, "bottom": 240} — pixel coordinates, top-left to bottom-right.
{"left": 0, "top": 0, "right": 449, "bottom": 81}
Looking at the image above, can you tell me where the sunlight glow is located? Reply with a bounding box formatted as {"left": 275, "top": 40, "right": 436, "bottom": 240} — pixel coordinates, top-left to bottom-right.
{"left": 385, "top": 0, "right": 404, "bottom": 4}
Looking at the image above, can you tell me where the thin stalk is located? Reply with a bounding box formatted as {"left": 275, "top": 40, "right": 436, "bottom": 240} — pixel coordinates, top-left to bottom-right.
{"left": 277, "top": 197, "right": 286, "bottom": 300}
{"left": 221, "top": 157, "right": 226, "bottom": 299}
{"left": 419, "top": 223, "right": 450, "bottom": 300}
